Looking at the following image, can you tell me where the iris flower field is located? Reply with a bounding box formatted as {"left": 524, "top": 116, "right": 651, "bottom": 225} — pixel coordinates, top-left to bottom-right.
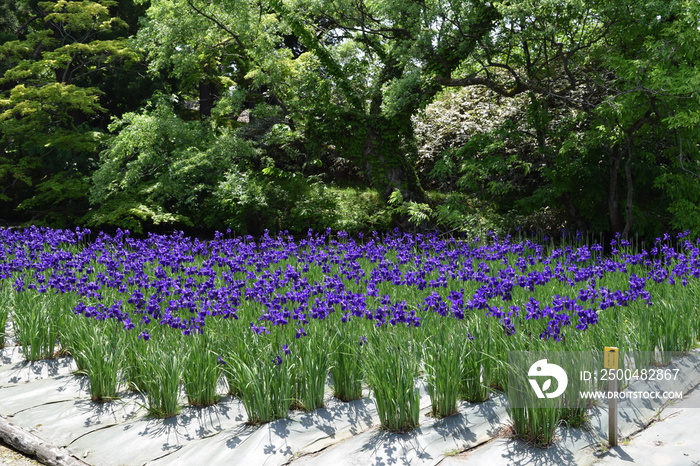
{"left": 1, "top": 227, "right": 699, "bottom": 447}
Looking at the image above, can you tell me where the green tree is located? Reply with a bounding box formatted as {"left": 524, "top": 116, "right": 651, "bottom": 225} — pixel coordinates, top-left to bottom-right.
{"left": 0, "top": 0, "right": 141, "bottom": 225}
{"left": 434, "top": 0, "right": 700, "bottom": 236}
{"left": 88, "top": 99, "right": 260, "bottom": 232}
{"left": 82, "top": 0, "right": 700, "bottom": 237}
{"left": 132, "top": 0, "right": 503, "bottom": 206}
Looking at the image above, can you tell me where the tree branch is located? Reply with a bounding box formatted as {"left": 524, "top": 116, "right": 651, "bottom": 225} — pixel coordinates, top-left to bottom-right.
{"left": 184, "top": 0, "right": 247, "bottom": 51}
{"left": 0, "top": 416, "right": 90, "bottom": 466}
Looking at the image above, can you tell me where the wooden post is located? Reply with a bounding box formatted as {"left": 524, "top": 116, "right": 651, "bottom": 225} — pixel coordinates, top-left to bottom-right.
{"left": 605, "top": 347, "right": 619, "bottom": 447}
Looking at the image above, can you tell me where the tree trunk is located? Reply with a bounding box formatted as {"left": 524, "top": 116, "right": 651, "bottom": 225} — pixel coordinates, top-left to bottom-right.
{"left": 198, "top": 79, "right": 216, "bottom": 118}
{"left": 362, "top": 116, "right": 426, "bottom": 204}
{"left": 607, "top": 149, "right": 623, "bottom": 234}
{"left": 622, "top": 135, "right": 634, "bottom": 238}
{"left": 563, "top": 192, "right": 587, "bottom": 231}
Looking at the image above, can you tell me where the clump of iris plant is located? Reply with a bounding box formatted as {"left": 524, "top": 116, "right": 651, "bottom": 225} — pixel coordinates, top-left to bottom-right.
{"left": 0, "top": 226, "right": 699, "bottom": 446}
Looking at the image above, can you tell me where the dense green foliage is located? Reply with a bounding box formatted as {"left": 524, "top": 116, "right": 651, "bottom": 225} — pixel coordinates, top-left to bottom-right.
{"left": 1, "top": 0, "right": 699, "bottom": 238}
{"left": 0, "top": 1, "right": 149, "bottom": 225}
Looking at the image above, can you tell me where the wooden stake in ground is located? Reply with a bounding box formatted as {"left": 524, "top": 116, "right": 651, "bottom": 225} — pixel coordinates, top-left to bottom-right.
{"left": 605, "top": 346, "right": 619, "bottom": 448}
{"left": 0, "top": 415, "right": 90, "bottom": 466}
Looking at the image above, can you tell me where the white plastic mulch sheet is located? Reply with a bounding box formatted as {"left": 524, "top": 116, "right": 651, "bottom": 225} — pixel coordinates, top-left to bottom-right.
{"left": 1, "top": 346, "right": 700, "bottom": 466}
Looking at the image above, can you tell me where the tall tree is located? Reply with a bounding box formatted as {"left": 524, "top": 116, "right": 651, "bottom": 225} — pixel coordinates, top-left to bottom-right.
{"left": 134, "top": 0, "right": 503, "bottom": 204}
{"left": 434, "top": 0, "right": 700, "bottom": 236}
{"left": 270, "top": 0, "right": 502, "bottom": 202}
{"left": 0, "top": 0, "right": 141, "bottom": 225}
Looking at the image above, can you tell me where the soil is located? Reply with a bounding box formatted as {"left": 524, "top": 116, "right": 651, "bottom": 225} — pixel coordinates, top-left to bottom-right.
{"left": 0, "top": 440, "right": 42, "bottom": 466}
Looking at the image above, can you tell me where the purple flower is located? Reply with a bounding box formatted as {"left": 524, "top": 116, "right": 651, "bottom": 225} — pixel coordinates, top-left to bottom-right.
{"left": 250, "top": 322, "right": 269, "bottom": 335}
